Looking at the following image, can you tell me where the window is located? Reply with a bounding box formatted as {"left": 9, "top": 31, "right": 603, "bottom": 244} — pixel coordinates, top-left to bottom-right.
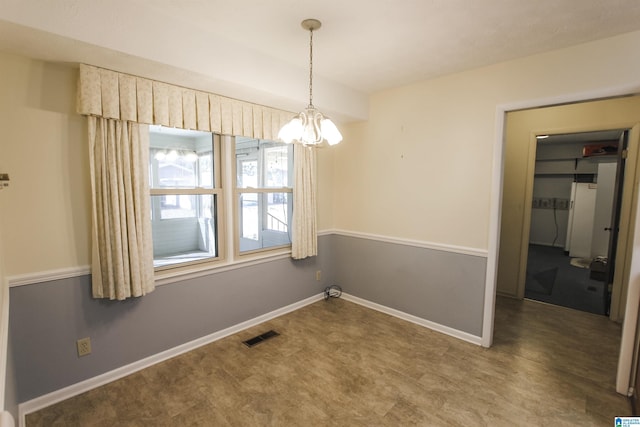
{"left": 148, "top": 129, "right": 293, "bottom": 270}
{"left": 236, "top": 137, "right": 293, "bottom": 254}
{"left": 149, "top": 126, "right": 221, "bottom": 268}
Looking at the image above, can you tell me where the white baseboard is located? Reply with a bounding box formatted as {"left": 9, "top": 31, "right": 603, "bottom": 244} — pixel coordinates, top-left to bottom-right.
{"left": 18, "top": 293, "right": 325, "bottom": 426}
{"left": 341, "top": 293, "right": 483, "bottom": 346}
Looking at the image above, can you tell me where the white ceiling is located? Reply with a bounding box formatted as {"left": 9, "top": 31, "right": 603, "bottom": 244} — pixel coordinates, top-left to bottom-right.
{"left": 2, "top": 0, "right": 640, "bottom": 122}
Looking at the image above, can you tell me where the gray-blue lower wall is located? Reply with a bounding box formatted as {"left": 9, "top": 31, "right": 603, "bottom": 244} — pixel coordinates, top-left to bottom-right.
{"left": 8, "top": 233, "right": 487, "bottom": 404}
{"left": 9, "top": 237, "right": 332, "bottom": 403}
{"left": 330, "top": 234, "right": 487, "bottom": 336}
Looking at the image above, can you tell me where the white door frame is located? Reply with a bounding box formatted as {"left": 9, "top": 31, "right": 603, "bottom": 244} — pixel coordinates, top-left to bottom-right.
{"left": 483, "top": 86, "right": 640, "bottom": 395}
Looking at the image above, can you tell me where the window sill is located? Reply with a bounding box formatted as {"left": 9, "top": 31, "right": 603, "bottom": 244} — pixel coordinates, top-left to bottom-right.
{"left": 154, "top": 249, "right": 292, "bottom": 287}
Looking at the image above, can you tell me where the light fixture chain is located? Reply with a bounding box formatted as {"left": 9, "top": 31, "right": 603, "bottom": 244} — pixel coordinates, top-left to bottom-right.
{"left": 308, "top": 27, "right": 313, "bottom": 108}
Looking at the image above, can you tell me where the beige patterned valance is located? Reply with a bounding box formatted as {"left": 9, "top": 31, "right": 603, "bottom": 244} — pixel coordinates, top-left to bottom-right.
{"left": 76, "top": 64, "right": 293, "bottom": 139}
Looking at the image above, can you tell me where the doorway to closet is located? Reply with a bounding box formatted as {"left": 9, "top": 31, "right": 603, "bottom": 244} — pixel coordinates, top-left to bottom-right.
{"left": 525, "top": 129, "right": 628, "bottom": 315}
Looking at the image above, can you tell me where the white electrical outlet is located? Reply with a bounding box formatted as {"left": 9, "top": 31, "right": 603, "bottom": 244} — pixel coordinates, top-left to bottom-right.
{"left": 77, "top": 337, "right": 92, "bottom": 357}
{"left": 316, "top": 270, "right": 322, "bottom": 281}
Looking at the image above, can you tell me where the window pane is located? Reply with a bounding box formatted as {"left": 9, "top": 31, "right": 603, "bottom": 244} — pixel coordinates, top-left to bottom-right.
{"left": 158, "top": 194, "right": 196, "bottom": 219}
{"left": 150, "top": 126, "right": 214, "bottom": 189}
{"left": 264, "top": 145, "right": 291, "bottom": 187}
{"left": 236, "top": 138, "right": 292, "bottom": 189}
{"left": 199, "top": 152, "right": 213, "bottom": 187}
{"left": 240, "top": 193, "right": 259, "bottom": 240}
{"left": 148, "top": 127, "right": 219, "bottom": 269}
{"left": 238, "top": 192, "right": 291, "bottom": 253}
{"left": 266, "top": 192, "right": 289, "bottom": 233}
{"left": 151, "top": 194, "right": 218, "bottom": 267}
{"left": 236, "top": 137, "right": 293, "bottom": 254}
{"left": 155, "top": 150, "right": 197, "bottom": 187}
{"left": 238, "top": 159, "right": 258, "bottom": 188}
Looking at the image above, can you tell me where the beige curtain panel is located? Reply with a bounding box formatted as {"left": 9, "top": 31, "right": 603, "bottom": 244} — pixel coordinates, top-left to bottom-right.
{"left": 76, "top": 64, "right": 293, "bottom": 139}
{"left": 88, "top": 117, "right": 155, "bottom": 300}
{"left": 291, "top": 144, "right": 318, "bottom": 259}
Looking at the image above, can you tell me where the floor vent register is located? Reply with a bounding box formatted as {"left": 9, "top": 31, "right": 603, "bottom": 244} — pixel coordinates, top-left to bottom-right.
{"left": 242, "top": 330, "right": 280, "bottom": 348}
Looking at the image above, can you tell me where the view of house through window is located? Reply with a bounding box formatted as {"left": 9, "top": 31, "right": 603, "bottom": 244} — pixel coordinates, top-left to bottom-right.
{"left": 236, "top": 137, "right": 293, "bottom": 253}
{"left": 149, "top": 126, "right": 220, "bottom": 268}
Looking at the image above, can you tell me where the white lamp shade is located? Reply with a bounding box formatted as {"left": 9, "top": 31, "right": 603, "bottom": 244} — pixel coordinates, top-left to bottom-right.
{"left": 278, "top": 117, "right": 303, "bottom": 144}
{"left": 320, "top": 118, "right": 343, "bottom": 146}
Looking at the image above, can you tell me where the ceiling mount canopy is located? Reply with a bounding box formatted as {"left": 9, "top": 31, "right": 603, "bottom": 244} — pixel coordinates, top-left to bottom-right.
{"left": 301, "top": 18, "right": 321, "bottom": 32}
{"left": 278, "top": 19, "right": 343, "bottom": 147}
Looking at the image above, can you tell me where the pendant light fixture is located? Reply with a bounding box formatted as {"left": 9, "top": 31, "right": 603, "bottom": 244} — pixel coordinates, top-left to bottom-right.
{"left": 278, "top": 19, "right": 343, "bottom": 147}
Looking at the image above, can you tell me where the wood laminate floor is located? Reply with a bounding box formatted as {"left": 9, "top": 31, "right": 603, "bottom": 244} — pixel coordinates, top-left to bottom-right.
{"left": 26, "top": 296, "right": 630, "bottom": 426}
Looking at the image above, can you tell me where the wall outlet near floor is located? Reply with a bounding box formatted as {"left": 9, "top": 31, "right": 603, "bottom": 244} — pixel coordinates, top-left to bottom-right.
{"left": 316, "top": 270, "right": 322, "bottom": 281}
{"left": 77, "top": 337, "right": 92, "bottom": 357}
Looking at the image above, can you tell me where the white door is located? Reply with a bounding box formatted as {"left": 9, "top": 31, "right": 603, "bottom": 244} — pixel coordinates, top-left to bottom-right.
{"left": 568, "top": 182, "right": 597, "bottom": 258}
{"left": 565, "top": 183, "right": 577, "bottom": 252}
{"left": 591, "top": 162, "right": 617, "bottom": 258}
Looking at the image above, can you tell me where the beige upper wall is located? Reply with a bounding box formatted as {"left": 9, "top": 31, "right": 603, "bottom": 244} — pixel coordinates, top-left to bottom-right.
{"left": 316, "top": 146, "right": 334, "bottom": 231}
{"left": 0, "top": 50, "right": 336, "bottom": 277}
{"left": 4, "top": 29, "right": 640, "bottom": 275}
{"left": 334, "top": 30, "right": 640, "bottom": 250}
{"left": 0, "top": 52, "right": 90, "bottom": 276}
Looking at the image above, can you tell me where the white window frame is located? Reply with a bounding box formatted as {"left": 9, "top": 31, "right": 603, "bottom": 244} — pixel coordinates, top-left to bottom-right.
{"left": 149, "top": 129, "right": 225, "bottom": 271}
{"left": 233, "top": 137, "right": 294, "bottom": 258}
